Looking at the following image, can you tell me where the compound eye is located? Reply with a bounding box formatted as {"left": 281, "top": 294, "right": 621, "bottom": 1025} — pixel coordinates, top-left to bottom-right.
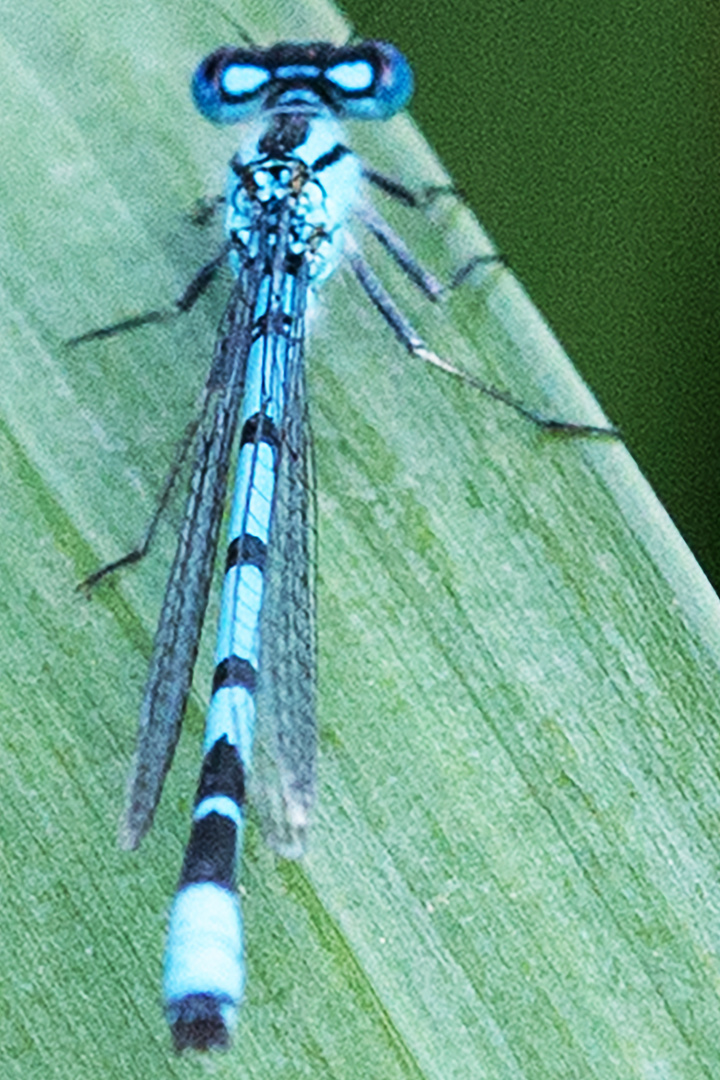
{"left": 192, "top": 48, "right": 271, "bottom": 124}
{"left": 326, "top": 42, "right": 413, "bottom": 120}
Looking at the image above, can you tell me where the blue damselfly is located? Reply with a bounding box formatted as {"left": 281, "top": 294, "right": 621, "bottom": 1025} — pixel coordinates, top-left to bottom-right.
{"left": 72, "top": 36, "right": 613, "bottom": 1052}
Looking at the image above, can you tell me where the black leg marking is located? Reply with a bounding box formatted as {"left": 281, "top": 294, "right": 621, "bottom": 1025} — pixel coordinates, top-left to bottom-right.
{"left": 346, "top": 238, "right": 619, "bottom": 437}
{"left": 362, "top": 166, "right": 460, "bottom": 209}
{"left": 190, "top": 194, "right": 226, "bottom": 227}
{"left": 77, "top": 410, "right": 203, "bottom": 593}
{"left": 356, "top": 202, "right": 444, "bottom": 301}
{"left": 66, "top": 243, "right": 230, "bottom": 347}
{"left": 450, "top": 253, "right": 508, "bottom": 289}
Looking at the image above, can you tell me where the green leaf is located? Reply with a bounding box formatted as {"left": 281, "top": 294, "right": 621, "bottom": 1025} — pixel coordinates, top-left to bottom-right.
{"left": 1, "top": 1, "right": 719, "bottom": 1077}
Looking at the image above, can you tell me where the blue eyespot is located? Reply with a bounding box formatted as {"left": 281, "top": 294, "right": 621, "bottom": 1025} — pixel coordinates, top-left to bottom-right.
{"left": 221, "top": 64, "right": 270, "bottom": 97}
{"left": 325, "top": 60, "right": 374, "bottom": 93}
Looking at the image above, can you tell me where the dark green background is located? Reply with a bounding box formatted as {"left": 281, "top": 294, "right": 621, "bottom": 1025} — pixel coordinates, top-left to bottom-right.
{"left": 340, "top": 0, "right": 720, "bottom": 592}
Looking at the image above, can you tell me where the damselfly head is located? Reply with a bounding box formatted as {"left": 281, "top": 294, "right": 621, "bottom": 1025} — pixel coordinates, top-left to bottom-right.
{"left": 192, "top": 40, "right": 413, "bottom": 125}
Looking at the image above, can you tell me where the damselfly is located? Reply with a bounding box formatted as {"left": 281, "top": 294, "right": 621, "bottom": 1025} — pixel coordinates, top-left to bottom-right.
{"left": 74, "top": 37, "right": 613, "bottom": 1053}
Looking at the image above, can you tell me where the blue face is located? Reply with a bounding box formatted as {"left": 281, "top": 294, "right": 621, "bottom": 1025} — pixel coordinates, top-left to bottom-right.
{"left": 192, "top": 40, "right": 414, "bottom": 125}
